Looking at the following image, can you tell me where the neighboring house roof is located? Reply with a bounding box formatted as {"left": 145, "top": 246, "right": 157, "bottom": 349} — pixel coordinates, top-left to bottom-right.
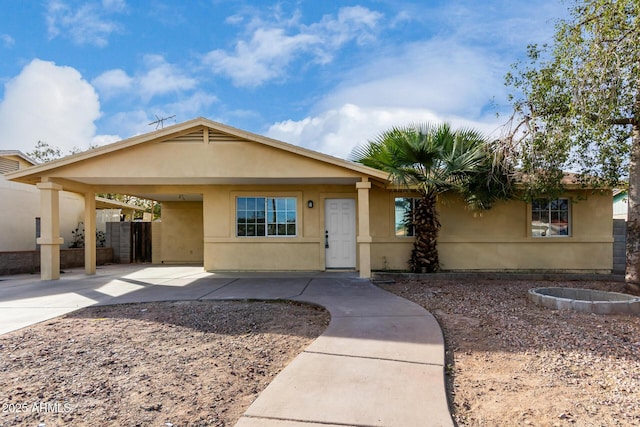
{"left": 613, "top": 190, "right": 628, "bottom": 219}
{"left": 5, "top": 117, "right": 390, "bottom": 201}
{"left": 0, "top": 150, "right": 37, "bottom": 166}
{"left": 514, "top": 171, "right": 607, "bottom": 190}
{"left": 613, "top": 188, "right": 627, "bottom": 198}
{"left": 1, "top": 150, "right": 37, "bottom": 175}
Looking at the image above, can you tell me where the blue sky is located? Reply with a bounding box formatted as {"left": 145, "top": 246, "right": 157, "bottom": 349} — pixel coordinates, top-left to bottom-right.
{"left": 0, "top": 0, "right": 567, "bottom": 159}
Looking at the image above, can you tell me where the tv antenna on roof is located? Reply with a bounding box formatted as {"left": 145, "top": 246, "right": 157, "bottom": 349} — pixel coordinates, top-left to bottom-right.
{"left": 148, "top": 114, "right": 176, "bottom": 129}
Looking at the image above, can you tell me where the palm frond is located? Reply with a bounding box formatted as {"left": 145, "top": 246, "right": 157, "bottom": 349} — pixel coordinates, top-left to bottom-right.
{"left": 352, "top": 121, "right": 516, "bottom": 205}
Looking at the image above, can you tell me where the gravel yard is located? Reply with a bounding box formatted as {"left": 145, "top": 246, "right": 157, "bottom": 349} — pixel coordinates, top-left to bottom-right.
{"left": 380, "top": 278, "right": 640, "bottom": 427}
{"left": 0, "top": 300, "right": 329, "bottom": 427}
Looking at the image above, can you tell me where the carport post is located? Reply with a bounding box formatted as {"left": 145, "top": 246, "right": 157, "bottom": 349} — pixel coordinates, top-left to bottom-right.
{"left": 36, "top": 181, "right": 64, "bottom": 280}
{"left": 84, "top": 192, "right": 96, "bottom": 275}
{"left": 356, "top": 179, "right": 372, "bottom": 279}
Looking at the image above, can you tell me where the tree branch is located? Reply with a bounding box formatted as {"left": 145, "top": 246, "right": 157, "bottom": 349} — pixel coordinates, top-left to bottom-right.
{"left": 587, "top": 113, "right": 634, "bottom": 126}
{"left": 611, "top": 117, "right": 636, "bottom": 125}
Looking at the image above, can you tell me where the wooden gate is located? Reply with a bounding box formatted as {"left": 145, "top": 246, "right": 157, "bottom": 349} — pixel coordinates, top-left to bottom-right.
{"left": 131, "top": 222, "right": 152, "bottom": 263}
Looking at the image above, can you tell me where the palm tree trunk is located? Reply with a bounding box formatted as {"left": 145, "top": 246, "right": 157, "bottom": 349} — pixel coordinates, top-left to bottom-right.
{"left": 410, "top": 193, "right": 440, "bottom": 273}
{"left": 625, "top": 122, "right": 640, "bottom": 295}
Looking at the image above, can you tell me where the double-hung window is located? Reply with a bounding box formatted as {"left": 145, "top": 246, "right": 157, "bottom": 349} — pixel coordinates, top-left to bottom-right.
{"left": 531, "top": 198, "right": 570, "bottom": 237}
{"left": 395, "top": 197, "right": 418, "bottom": 237}
{"left": 236, "top": 197, "right": 297, "bottom": 237}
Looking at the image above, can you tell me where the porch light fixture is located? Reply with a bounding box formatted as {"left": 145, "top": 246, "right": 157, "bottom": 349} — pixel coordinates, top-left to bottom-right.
{"left": 307, "top": 200, "right": 314, "bottom": 208}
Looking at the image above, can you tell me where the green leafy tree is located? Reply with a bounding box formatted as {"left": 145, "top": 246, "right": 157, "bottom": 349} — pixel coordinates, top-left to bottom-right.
{"left": 28, "top": 141, "right": 101, "bottom": 163}
{"left": 97, "top": 193, "right": 160, "bottom": 220}
{"left": 27, "top": 140, "right": 63, "bottom": 163}
{"left": 352, "top": 122, "right": 513, "bottom": 272}
{"left": 504, "top": 0, "right": 640, "bottom": 294}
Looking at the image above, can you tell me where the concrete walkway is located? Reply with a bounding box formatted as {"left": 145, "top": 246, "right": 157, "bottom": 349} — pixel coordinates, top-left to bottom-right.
{"left": 0, "top": 265, "right": 453, "bottom": 427}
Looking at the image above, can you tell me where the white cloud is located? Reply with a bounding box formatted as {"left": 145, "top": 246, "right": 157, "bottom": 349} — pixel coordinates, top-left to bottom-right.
{"left": 46, "top": 0, "right": 124, "bottom": 47}
{"left": 225, "top": 14, "right": 244, "bottom": 25}
{"left": 89, "top": 56, "right": 209, "bottom": 140}
{"left": 92, "top": 55, "right": 197, "bottom": 101}
{"left": 204, "top": 29, "right": 320, "bottom": 87}
{"left": 138, "top": 55, "right": 197, "bottom": 101}
{"left": 91, "top": 68, "right": 133, "bottom": 95}
{"left": 102, "top": 0, "right": 126, "bottom": 12}
{"left": 266, "top": 37, "right": 509, "bottom": 159}
{"left": 165, "top": 92, "right": 218, "bottom": 117}
{"left": 204, "top": 6, "right": 383, "bottom": 87}
{"left": 311, "top": 6, "right": 382, "bottom": 48}
{"left": 97, "top": 90, "right": 217, "bottom": 141}
{"left": 91, "top": 133, "right": 121, "bottom": 146}
{"left": 1, "top": 34, "right": 15, "bottom": 48}
{"left": 267, "top": 104, "right": 502, "bottom": 159}
{"left": 435, "top": 0, "right": 566, "bottom": 51}
{"left": 265, "top": 1, "right": 568, "bottom": 160}
{"left": 102, "top": 110, "right": 151, "bottom": 139}
{"left": 0, "top": 59, "right": 103, "bottom": 153}
{"left": 318, "top": 39, "right": 505, "bottom": 117}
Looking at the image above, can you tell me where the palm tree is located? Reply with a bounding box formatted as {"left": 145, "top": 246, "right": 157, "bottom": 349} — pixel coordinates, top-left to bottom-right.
{"left": 352, "top": 122, "right": 513, "bottom": 273}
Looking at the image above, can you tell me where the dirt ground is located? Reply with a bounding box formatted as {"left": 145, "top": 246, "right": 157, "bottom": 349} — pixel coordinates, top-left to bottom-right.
{"left": 0, "top": 300, "right": 329, "bottom": 427}
{"left": 380, "top": 279, "right": 640, "bottom": 427}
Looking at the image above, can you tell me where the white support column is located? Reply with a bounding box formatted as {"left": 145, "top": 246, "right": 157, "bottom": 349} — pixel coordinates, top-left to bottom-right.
{"left": 356, "top": 178, "right": 372, "bottom": 278}
{"left": 84, "top": 192, "right": 96, "bottom": 275}
{"left": 36, "top": 182, "right": 64, "bottom": 280}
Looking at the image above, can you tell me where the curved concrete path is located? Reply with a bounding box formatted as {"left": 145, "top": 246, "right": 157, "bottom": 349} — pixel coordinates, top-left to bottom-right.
{"left": 0, "top": 266, "right": 453, "bottom": 426}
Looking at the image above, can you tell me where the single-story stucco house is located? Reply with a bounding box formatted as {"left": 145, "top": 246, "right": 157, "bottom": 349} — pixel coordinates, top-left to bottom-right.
{"left": 5, "top": 117, "right": 613, "bottom": 280}
{"left": 613, "top": 189, "right": 628, "bottom": 220}
{"left": 1, "top": 150, "right": 86, "bottom": 251}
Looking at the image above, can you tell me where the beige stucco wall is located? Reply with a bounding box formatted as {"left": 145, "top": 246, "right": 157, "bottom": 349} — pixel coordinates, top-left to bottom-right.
{"left": 158, "top": 201, "right": 204, "bottom": 264}
{"left": 370, "top": 189, "right": 613, "bottom": 272}
{"left": 0, "top": 177, "right": 85, "bottom": 251}
{"left": 202, "top": 184, "right": 357, "bottom": 271}
{"left": 151, "top": 221, "right": 162, "bottom": 264}
{"left": 154, "top": 184, "right": 612, "bottom": 273}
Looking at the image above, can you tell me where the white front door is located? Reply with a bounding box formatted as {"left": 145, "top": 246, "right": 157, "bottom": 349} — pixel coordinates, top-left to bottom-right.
{"left": 325, "top": 198, "right": 356, "bottom": 269}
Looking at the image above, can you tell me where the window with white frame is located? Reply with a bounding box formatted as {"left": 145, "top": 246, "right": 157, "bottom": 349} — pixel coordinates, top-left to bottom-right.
{"left": 236, "top": 197, "right": 297, "bottom": 237}
{"left": 531, "top": 198, "right": 570, "bottom": 237}
{"left": 394, "top": 197, "right": 418, "bottom": 237}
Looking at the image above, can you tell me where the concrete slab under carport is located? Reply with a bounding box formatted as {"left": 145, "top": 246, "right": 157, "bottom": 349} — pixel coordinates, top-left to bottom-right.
{"left": 0, "top": 265, "right": 215, "bottom": 334}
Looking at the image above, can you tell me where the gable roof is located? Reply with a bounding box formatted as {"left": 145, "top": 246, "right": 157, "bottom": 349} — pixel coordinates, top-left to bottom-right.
{"left": 0, "top": 150, "right": 37, "bottom": 166}
{"left": 5, "top": 118, "right": 389, "bottom": 198}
